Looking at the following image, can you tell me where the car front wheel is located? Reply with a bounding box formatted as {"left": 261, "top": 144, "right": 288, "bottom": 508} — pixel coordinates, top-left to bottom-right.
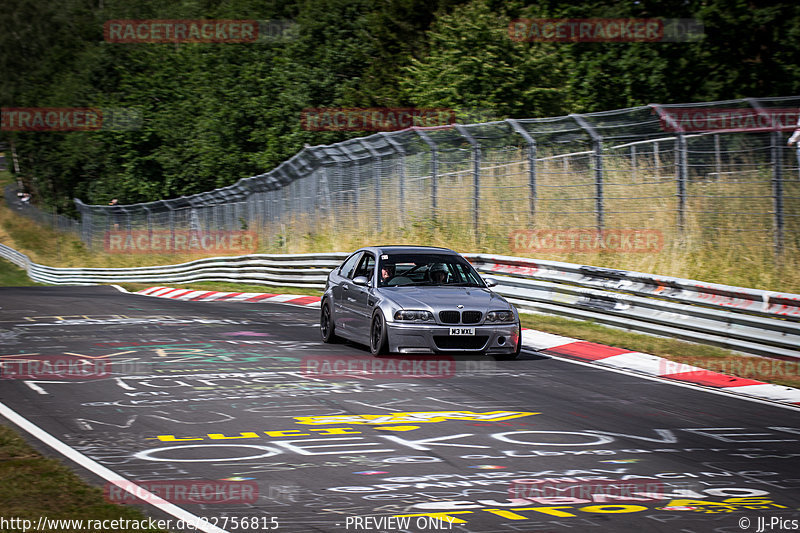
{"left": 320, "top": 299, "right": 339, "bottom": 343}
{"left": 370, "top": 312, "right": 389, "bottom": 356}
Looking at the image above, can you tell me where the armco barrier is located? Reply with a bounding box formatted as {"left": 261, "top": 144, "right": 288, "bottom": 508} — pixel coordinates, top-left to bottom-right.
{"left": 0, "top": 243, "right": 346, "bottom": 289}
{"left": 464, "top": 254, "right": 800, "bottom": 360}
{"left": 2, "top": 242, "right": 798, "bottom": 359}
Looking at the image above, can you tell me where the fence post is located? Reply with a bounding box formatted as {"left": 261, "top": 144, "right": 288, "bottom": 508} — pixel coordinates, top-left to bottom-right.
{"left": 359, "top": 140, "right": 383, "bottom": 234}
{"left": 143, "top": 205, "right": 152, "bottom": 241}
{"left": 264, "top": 176, "right": 279, "bottom": 235}
{"left": 251, "top": 190, "right": 262, "bottom": 236}
{"left": 571, "top": 113, "right": 604, "bottom": 231}
{"left": 381, "top": 132, "right": 406, "bottom": 227}
{"left": 335, "top": 160, "right": 346, "bottom": 219}
{"left": 10, "top": 140, "right": 20, "bottom": 173}
{"left": 319, "top": 165, "right": 333, "bottom": 218}
{"left": 676, "top": 133, "right": 688, "bottom": 231}
{"left": 455, "top": 125, "right": 481, "bottom": 237}
{"left": 86, "top": 204, "right": 94, "bottom": 251}
{"left": 251, "top": 185, "right": 262, "bottom": 234}
{"left": 295, "top": 162, "right": 311, "bottom": 226}
{"left": 238, "top": 199, "right": 246, "bottom": 231}
{"left": 73, "top": 199, "right": 92, "bottom": 250}
{"left": 275, "top": 178, "right": 282, "bottom": 228}
{"left": 265, "top": 189, "right": 273, "bottom": 232}
{"left": 747, "top": 98, "right": 786, "bottom": 257}
{"left": 338, "top": 145, "right": 361, "bottom": 210}
{"left": 506, "top": 119, "right": 537, "bottom": 222}
{"left": 772, "top": 131, "right": 785, "bottom": 256}
{"left": 310, "top": 169, "right": 320, "bottom": 229}
{"left": 335, "top": 146, "right": 362, "bottom": 233}
{"left": 654, "top": 141, "right": 660, "bottom": 175}
{"left": 714, "top": 134, "right": 722, "bottom": 178}
{"left": 416, "top": 130, "right": 438, "bottom": 222}
{"left": 649, "top": 104, "right": 686, "bottom": 232}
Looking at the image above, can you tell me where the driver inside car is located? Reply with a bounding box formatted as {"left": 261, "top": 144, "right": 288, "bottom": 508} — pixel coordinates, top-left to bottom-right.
{"left": 429, "top": 263, "right": 448, "bottom": 284}
{"left": 380, "top": 263, "right": 395, "bottom": 284}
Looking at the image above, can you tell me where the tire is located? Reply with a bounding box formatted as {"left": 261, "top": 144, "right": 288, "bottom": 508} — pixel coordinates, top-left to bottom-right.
{"left": 320, "top": 299, "right": 339, "bottom": 343}
{"left": 370, "top": 312, "right": 389, "bottom": 356}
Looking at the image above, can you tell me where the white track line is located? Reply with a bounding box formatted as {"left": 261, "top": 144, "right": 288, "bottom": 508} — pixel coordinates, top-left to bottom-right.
{"left": 0, "top": 400, "right": 229, "bottom": 533}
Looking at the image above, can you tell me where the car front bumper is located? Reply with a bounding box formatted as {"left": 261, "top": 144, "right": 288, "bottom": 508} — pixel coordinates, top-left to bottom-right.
{"left": 386, "top": 321, "right": 520, "bottom": 354}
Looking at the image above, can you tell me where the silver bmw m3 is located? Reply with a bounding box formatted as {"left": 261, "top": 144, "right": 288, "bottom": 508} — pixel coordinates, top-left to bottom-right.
{"left": 320, "top": 246, "right": 521, "bottom": 358}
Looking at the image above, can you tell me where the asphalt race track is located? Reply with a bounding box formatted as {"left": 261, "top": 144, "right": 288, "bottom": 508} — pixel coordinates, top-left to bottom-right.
{"left": 1, "top": 286, "right": 799, "bottom": 533}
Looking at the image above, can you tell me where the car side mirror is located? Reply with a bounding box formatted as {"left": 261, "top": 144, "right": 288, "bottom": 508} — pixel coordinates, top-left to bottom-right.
{"left": 484, "top": 277, "right": 498, "bottom": 288}
{"left": 353, "top": 276, "right": 369, "bottom": 286}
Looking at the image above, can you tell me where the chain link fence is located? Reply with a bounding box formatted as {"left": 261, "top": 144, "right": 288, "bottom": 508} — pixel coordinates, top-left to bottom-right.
{"left": 4, "top": 185, "right": 81, "bottom": 235}
{"left": 7, "top": 97, "right": 800, "bottom": 257}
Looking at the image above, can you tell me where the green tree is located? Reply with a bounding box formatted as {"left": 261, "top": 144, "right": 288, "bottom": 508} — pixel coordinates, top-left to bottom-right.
{"left": 400, "top": 0, "right": 569, "bottom": 118}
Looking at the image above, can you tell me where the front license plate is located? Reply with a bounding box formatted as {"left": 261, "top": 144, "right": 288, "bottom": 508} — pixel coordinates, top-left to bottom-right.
{"left": 449, "top": 327, "right": 475, "bottom": 336}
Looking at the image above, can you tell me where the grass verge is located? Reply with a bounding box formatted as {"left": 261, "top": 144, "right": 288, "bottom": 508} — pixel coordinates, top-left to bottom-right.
{"left": 0, "top": 424, "right": 168, "bottom": 533}
{"left": 0, "top": 257, "right": 43, "bottom": 286}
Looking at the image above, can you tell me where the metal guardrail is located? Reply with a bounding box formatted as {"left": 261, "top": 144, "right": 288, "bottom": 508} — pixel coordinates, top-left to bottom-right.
{"left": 466, "top": 254, "right": 800, "bottom": 360}
{"left": 0, "top": 243, "right": 346, "bottom": 288}
{"left": 0, "top": 242, "right": 30, "bottom": 271}
{"left": 2, "top": 242, "right": 798, "bottom": 359}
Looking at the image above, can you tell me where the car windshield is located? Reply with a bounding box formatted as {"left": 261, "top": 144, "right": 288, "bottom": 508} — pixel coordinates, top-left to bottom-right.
{"left": 377, "top": 253, "right": 486, "bottom": 288}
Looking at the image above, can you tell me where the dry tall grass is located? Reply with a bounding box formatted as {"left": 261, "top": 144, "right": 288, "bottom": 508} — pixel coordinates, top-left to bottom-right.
{"left": 255, "top": 150, "right": 799, "bottom": 293}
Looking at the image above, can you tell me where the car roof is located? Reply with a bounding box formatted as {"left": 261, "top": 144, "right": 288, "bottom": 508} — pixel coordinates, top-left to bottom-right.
{"left": 357, "top": 245, "right": 459, "bottom": 256}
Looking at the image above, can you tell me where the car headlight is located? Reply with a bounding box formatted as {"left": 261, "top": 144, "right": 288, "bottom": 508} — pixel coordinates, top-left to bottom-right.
{"left": 394, "top": 310, "right": 434, "bottom": 322}
{"left": 486, "top": 310, "right": 515, "bottom": 323}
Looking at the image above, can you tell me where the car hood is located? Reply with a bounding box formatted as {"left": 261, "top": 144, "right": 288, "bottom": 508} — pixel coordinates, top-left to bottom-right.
{"left": 379, "top": 286, "right": 511, "bottom": 310}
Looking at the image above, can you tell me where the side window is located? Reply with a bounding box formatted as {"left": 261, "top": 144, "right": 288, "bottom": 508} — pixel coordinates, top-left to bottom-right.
{"left": 355, "top": 253, "right": 376, "bottom": 282}
{"left": 454, "top": 264, "right": 470, "bottom": 283}
{"left": 339, "top": 252, "right": 362, "bottom": 279}
{"left": 455, "top": 263, "right": 481, "bottom": 285}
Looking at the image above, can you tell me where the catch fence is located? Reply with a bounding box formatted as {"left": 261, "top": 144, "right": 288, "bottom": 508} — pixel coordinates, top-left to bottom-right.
{"left": 8, "top": 97, "right": 800, "bottom": 256}
{"left": 4, "top": 185, "right": 81, "bottom": 235}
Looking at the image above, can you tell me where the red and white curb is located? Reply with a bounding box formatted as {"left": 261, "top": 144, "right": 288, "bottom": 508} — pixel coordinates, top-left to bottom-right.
{"left": 135, "top": 286, "right": 321, "bottom": 308}
{"left": 130, "top": 287, "right": 800, "bottom": 407}
{"left": 522, "top": 329, "right": 800, "bottom": 406}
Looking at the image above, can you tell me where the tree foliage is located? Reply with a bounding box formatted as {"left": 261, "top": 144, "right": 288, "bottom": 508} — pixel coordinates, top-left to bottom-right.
{"left": 1, "top": 0, "right": 798, "bottom": 213}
